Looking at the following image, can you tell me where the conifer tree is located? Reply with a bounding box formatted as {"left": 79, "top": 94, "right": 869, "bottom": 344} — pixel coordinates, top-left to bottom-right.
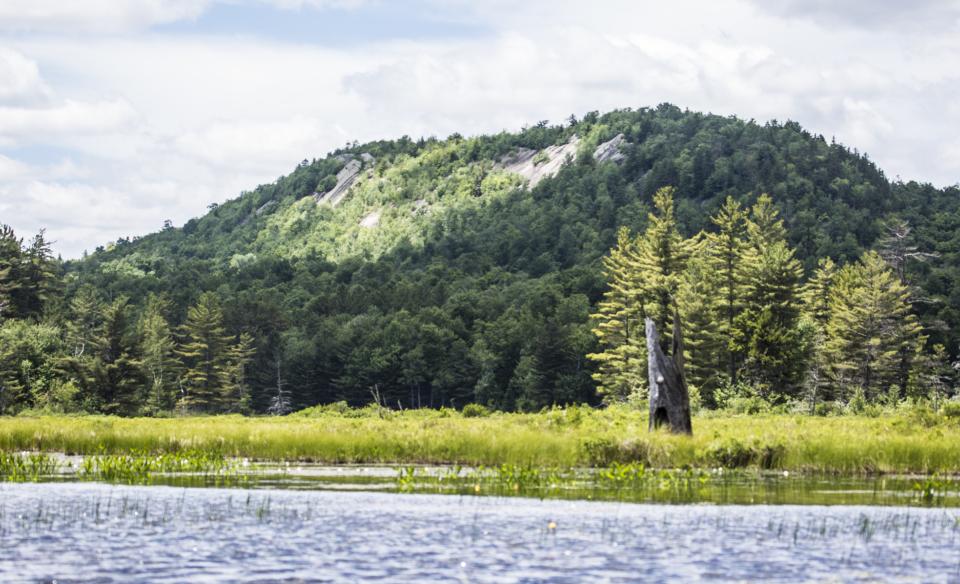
{"left": 702, "top": 197, "right": 747, "bottom": 383}
{"left": 588, "top": 227, "right": 647, "bottom": 402}
{"left": 139, "top": 295, "right": 181, "bottom": 413}
{"left": 223, "top": 331, "right": 256, "bottom": 413}
{"left": 176, "top": 292, "right": 234, "bottom": 412}
{"left": 0, "top": 225, "right": 22, "bottom": 320}
{"left": 633, "top": 187, "right": 691, "bottom": 347}
{"left": 93, "top": 297, "right": 144, "bottom": 415}
{"left": 676, "top": 247, "right": 724, "bottom": 405}
{"left": 737, "top": 195, "right": 805, "bottom": 397}
{"left": 825, "top": 251, "right": 923, "bottom": 401}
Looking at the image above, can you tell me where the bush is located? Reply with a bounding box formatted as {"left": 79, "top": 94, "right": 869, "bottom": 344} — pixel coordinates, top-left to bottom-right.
{"left": 461, "top": 403, "right": 492, "bottom": 418}
{"left": 580, "top": 437, "right": 655, "bottom": 467}
{"left": 703, "top": 438, "right": 786, "bottom": 469}
{"left": 941, "top": 400, "right": 960, "bottom": 420}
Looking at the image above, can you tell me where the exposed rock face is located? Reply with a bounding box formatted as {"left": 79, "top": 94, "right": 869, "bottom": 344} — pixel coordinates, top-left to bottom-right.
{"left": 497, "top": 135, "right": 581, "bottom": 188}
{"left": 359, "top": 209, "right": 381, "bottom": 228}
{"left": 255, "top": 200, "right": 278, "bottom": 216}
{"left": 315, "top": 159, "right": 362, "bottom": 206}
{"left": 594, "top": 133, "right": 627, "bottom": 164}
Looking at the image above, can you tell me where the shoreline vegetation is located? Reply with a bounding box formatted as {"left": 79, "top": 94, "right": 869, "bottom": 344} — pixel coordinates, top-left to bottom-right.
{"left": 3, "top": 405, "right": 960, "bottom": 475}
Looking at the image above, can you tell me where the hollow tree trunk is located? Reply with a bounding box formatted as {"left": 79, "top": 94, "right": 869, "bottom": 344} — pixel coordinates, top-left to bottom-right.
{"left": 646, "top": 316, "right": 693, "bottom": 435}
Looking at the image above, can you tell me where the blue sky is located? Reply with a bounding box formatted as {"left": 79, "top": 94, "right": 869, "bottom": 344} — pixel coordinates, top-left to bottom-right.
{"left": 1, "top": 0, "right": 959, "bottom": 257}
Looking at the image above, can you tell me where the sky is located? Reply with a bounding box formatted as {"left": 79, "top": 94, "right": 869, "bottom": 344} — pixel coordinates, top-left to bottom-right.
{"left": 1, "top": 0, "right": 958, "bottom": 258}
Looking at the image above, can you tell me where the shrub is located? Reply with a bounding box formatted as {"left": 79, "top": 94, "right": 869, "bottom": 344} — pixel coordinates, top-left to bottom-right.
{"left": 461, "top": 403, "right": 492, "bottom": 418}
{"left": 580, "top": 437, "right": 654, "bottom": 467}
{"left": 703, "top": 438, "right": 786, "bottom": 469}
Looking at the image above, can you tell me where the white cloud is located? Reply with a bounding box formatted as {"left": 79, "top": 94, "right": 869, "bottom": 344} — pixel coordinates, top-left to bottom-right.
{"left": 0, "top": 0, "right": 212, "bottom": 33}
{"left": 0, "top": 99, "right": 138, "bottom": 143}
{"left": 0, "top": 48, "right": 49, "bottom": 105}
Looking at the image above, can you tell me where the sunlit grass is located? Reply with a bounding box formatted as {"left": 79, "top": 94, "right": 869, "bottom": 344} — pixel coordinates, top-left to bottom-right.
{"left": 2, "top": 405, "right": 960, "bottom": 473}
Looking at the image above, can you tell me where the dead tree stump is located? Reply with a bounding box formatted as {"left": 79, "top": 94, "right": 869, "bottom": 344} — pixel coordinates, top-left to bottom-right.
{"left": 646, "top": 316, "right": 692, "bottom": 435}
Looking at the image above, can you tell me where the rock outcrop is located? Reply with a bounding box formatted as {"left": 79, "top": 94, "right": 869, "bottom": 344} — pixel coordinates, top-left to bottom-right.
{"left": 497, "top": 135, "right": 581, "bottom": 188}
{"left": 594, "top": 133, "right": 627, "bottom": 164}
{"left": 314, "top": 153, "right": 375, "bottom": 207}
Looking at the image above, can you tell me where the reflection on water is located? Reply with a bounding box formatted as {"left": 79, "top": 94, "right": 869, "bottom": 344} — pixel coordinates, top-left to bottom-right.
{"left": 1, "top": 482, "right": 959, "bottom": 582}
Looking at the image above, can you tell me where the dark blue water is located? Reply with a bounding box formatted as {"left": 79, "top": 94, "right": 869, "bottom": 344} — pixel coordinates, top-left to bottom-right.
{"left": 2, "top": 482, "right": 959, "bottom": 582}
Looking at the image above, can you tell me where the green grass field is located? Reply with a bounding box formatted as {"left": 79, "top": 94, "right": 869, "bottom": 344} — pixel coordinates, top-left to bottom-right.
{"left": 2, "top": 405, "right": 959, "bottom": 474}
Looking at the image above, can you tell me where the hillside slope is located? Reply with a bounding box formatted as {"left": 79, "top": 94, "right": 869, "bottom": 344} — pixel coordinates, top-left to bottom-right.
{"left": 67, "top": 104, "right": 960, "bottom": 412}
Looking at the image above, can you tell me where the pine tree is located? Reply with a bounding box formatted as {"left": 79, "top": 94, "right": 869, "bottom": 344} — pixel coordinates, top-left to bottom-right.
{"left": 223, "top": 332, "right": 256, "bottom": 413}
{"left": 633, "top": 187, "right": 691, "bottom": 343}
{"left": 588, "top": 227, "right": 647, "bottom": 402}
{"left": 737, "top": 195, "right": 805, "bottom": 397}
{"left": 176, "top": 292, "right": 234, "bottom": 412}
{"left": 139, "top": 295, "right": 181, "bottom": 413}
{"left": 92, "top": 297, "right": 144, "bottom": 415}
{"left": 801, "top": 258, "right": 837, "bottom": 328}
{"left": 825, "top": 251, "right": 923, "bottom": 402}
{"left": 18, "top": 230, "right": 58, "bottom": 319}
{"left": 702, "top": 196, "right": 747, "bottom": 383}
{"left": 0, "top": 225, "right": 22, "bottom": 320}
{"left": 676, "top": 247, "right": 725, "bottom": 405}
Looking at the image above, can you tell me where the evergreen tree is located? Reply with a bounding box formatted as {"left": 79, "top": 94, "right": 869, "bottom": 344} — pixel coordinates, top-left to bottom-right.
{"left": 139, "top": 295, "right": 181, "bottom": 413}
{"left": 588, "top": 227, "right": 647, "bottom": 402}
{"left": 224, "top": 331, "right": 256, "bottom": 413}
{"left": 702, "top": 197, "right": 747, "bottom": 383}
{"left": 176, "top": 293, "right": 233, "bottom": 412}
{"left": 17, "top": 230, "right": 58, "bottom": 319}
{"left": 737, "top": 196, "right": 805, "bottom": 397}
{"left": 676, "top": 248, "right": 724, "bottom": 405}
{"left": 92, "top": 297, "right": 144, "bottom": 415}
{"left": 0, "top": 225, "right": 22, "bottom": 320}
{"left": 633, "top": 187, "right": 691, "bottom": 343}
{"left": 825, "top": 251, "right": 923, "bottom": 401}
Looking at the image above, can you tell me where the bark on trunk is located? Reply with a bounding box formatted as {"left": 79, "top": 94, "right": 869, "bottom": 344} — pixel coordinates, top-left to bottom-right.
{"left": 646, "top": 316, "right": 693, "bottom": 435}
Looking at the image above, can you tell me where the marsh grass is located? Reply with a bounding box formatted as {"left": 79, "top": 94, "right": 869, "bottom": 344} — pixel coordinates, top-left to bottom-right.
{"left": 2, "top": 406, "right": 960, "bottom": 474}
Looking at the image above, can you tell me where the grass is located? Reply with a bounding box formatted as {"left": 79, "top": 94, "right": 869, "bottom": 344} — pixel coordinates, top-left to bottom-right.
{"left": 2, "top": 405, "right": 960, "bottom": 474}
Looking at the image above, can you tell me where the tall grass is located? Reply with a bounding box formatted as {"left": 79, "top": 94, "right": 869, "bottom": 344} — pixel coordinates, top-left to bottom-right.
{"left": 2, "top": 406, "right": 960, "bottom": 473}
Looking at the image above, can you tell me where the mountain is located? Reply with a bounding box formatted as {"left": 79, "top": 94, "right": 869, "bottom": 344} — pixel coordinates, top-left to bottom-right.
{"left": 65, "top": 103, "right": 960, "bottom": 412}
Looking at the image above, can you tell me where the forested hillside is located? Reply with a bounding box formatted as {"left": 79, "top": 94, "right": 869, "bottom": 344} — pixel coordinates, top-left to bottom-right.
{"left": 2, "top": 104, "right": 959, "bottom": 415}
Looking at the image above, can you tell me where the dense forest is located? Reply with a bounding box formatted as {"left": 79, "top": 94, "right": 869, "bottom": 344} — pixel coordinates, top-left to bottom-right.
{"left": 1, "top": 104, "right": 958, "bottom": 416}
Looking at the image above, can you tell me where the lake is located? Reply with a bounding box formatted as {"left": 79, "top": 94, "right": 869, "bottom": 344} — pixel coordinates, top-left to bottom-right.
{"left": 2, "top": 482, "right": 959, "bottom": 582}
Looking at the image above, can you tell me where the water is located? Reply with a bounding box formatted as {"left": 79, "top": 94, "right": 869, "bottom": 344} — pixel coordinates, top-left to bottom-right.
{"left": 2, "top": 482, "right": 959, "bottom": 583}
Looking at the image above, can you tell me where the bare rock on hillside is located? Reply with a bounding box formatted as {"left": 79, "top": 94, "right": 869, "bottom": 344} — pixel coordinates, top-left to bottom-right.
{"left": 360, "top": 209, "right": 381, "bottom": 228}
{"left": 498, "top": 135, "right": 581, "bottom": 188}
{"left": 594, "top": 133, "right": 627, "bottom": 164}
{"left": 315, "top": 159, "right": 362, "bottom": 206}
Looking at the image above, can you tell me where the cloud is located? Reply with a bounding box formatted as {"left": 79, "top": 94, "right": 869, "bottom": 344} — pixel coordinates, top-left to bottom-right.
{"left": 0, "top": 99, "right": 138, "bottom": 144}
{"left": 744, "top": 0, "right": 960, "bottom": 30}
{"left": 0, "top": 48, "right": 50, "bottom": 105}
{"left": 0, "top": 0, "right": 212, "bottom": 33}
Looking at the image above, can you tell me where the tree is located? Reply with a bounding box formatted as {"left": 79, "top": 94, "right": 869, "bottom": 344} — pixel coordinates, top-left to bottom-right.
{"left": 176, "top": 293, "right": 234, "bottom": 412}
{"left": 139, "top": 295, "right": 181, "bottom": 413}
{"left": 701, "top": 197, "right": 747, "bottom": 383}
{"left": 0, "top": 225, "right": 22, "bottom": 320}
{"left": 825, "top": 251, "right": 923, "bottom": 401}
{"left": 92, "top": 297, "right": 144, "bottom": 415}
{"left": 737, "top": 196, "right": 805, "bottom": 397}
{"left": 224, "top": 332, "right": 256, "bottom": 413}
{"left": 633, "top": 187, "right": 691, "bottom": 342}
{"left": 676, "top": 250, "right": 724, "bottom": 405}
{"left": 588, "top": 227, "right": 647, "bottom": 402}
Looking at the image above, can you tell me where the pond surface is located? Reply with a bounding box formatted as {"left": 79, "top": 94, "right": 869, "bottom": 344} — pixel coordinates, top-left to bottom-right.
{"left": 2, "top": 482, "right": 959, "bottom": 583}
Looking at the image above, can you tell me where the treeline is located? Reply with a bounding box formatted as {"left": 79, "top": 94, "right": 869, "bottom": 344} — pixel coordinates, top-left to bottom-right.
{"left": 591, "top": 188, "right": 945, "bottom": 413}
{"left": 0, "top": 227, "right": 261, "bottom": 415}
